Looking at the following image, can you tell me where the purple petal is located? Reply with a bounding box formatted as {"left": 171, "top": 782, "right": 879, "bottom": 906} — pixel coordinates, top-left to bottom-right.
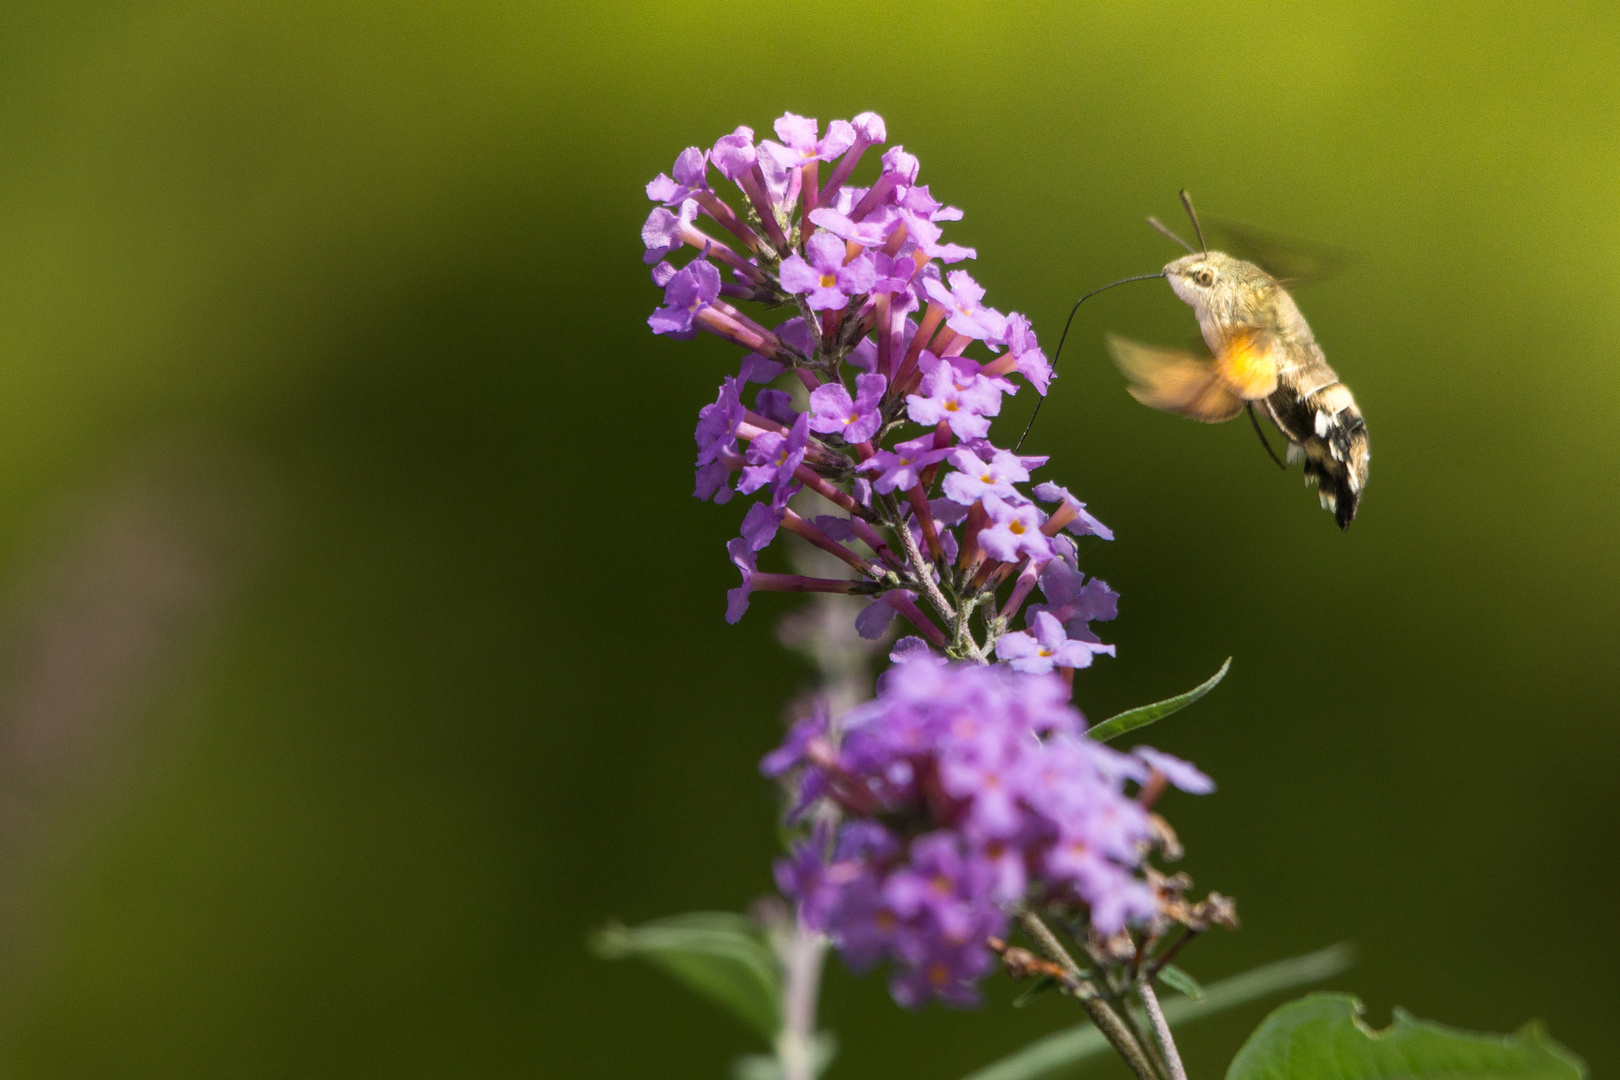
{"left": 774, "top": 112, "right": 819, "bottom": 151}
{"left": 711, "top": 127, "right": 757, "bottom": 181}
{"left": 889, "top": 636, "right": 936, "bottom": 664}
{"left": 741, "top": 501, "right": 783, "bottom": 551}
{"left": 738, "top": 355, "right": 785, "bottom": 384}
{"left": 646, "top": 173, "right": 679, "bottom": 203}
{"left": 778, "top": 253, "right": 820, "bottom": 294}
{"left": 856, "top": 593, "right": 902, "bottom": 639}
{"left": 850, "top": 112, "right": 886, "bottom": 143}
{"left": 804, "top": 231, "right": 847, "bottom": 273}
{"left": 1133, "top": 747, "right": 1215, "bottom": 794}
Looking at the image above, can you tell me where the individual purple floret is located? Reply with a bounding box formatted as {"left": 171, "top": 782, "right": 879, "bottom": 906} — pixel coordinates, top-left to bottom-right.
{"left": 995, "top": 313, "right": 1053, "bottom": 394}
{"left": 857, "top": 435, "right": 951, "bottom": 495}
{"left": 977, "top": 493, "right": 1055, "bottom": 563}
{"left": 994, "top": 610, "right": 1113, "bottom": 673}
{"left": 779, "top": 232, "right": 877, "bottom": 311}
{"left": 901, "top": 209, "right": 976, "bottom": 264}
{"left": 762, "top": 113, "right": 857, "bottom": 170}
{"left": 905, "top": 355, "right": 1003, "bottom": 440}
{"left": 817, "top": 111, "right": 886, "bottom": 205}
{"left": 642, "top": 200, "right": 700, "bottom": 264}
{"left": 924, "top": 271, "right": 1007, "bottom": 341}
{"left": 738, "top": 413, "right": 809, "bottom": 508}
{"left": 1033, "top": 481, "right": 1114, "bottom": 540}
{"left": 854, "top": 590, "right": 907, "bottom": 639}
{"left": 940, "top": 446, "right": 1029, "bottom": 505}
{"left": 726, "top": 538, "right": 867, "bottom": 624}
{"left": 1027, "top": 559, "right": 1119, "bottom": 642}
{"left": 647, "top": 258, "right": 720, "bottom": 338}
{"left": 710, "top": 127, "right": 758, "bottom": 183}
{"left": 646, "top": 147, "right": 710, "bottom": 205}
{"left": 693, "top": 377, "right": 745, "bottom": 504}
{"left": 765, "top": 656, "right": 1210, "bottom": 1005}
{"left": 739, "top": 501, "right": 784, "bottom": 552}
{"left": 808, "top": 373, "right": 887, "bottom": 444}
{"left": 808, "top": 205, "right": 898, "bottom": 249}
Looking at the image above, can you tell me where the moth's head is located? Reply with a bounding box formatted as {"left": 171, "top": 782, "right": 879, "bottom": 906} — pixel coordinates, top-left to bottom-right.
{"left": 1164, "top": 251, "right": 1273, "bottom": 320}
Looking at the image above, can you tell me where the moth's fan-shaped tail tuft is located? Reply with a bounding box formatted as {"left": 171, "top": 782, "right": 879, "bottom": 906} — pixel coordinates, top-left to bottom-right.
{"left": 1302, "top": 456, "right": 1360, "bottom": 530}
{"left": 1274, "top": 384, "right": 1369, "bottom": 530}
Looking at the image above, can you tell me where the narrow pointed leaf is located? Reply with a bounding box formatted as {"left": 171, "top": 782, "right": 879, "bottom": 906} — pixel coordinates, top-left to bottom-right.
{"left": 958, "top": 944, "right": 1352, "bottom": 1080}
{"left": 593, "top": 912, "right": 782, "bottom": 1040}
{"left": 1012, "top": 975, "right": 1059, "bottom": 1008}
{"left": 1087, "top": 658, "right": 1231, "bottom": 743}
{"left": 1158, "top": 963, "right": 1204, "bottom": 1000}
{"left": 1226, "top": 993, "right": 1587, "bottom": 1080}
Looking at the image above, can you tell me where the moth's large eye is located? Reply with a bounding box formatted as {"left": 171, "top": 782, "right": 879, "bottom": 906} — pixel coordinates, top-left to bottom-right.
{"left": 1193, "top": 268, "right": 1216, "bottom": 288}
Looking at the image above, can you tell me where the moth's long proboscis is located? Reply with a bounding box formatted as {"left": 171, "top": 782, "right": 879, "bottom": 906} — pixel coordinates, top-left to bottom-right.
{"left": 1015, "top": 272, "right": 1166, "bottom": 452}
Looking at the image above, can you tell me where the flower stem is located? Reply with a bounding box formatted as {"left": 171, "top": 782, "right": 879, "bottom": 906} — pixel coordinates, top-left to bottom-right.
{"left": 1018, "top": 913, "right": 1164, "bottom": 1080}
{"left": 1137, "top": 978, "right": 1189, "bottom": 1080}
{"left": 1100, "top": 970, "right": 1170, "bottom": 1080}
{"left": 777, "top": 918, "right": 829, "bottom": 1080}
{"left": 886, "top": 495, "right": 958, "bottom": 638}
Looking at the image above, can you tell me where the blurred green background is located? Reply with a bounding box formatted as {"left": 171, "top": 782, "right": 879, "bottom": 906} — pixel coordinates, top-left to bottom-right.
{"left": 0, "top": 0, "right": 1610, "bottom": 1076}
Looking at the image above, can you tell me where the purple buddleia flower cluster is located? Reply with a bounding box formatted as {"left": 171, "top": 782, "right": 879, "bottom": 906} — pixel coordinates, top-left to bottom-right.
{"left": 644, "top": 112, "right": 1230, "bottom": 1013}
{"left": 644, "top": 111, "right": 1115, "bottom": 665}
{"left": 763, "top": 654, "right": 1212, "bottom": 1007}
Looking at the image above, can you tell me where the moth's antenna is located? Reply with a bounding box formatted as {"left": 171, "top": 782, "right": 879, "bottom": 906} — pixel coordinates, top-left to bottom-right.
{"left": 1245, "top": 402, "right": 1287, "bottom": 470}
{"left": 1179, "top": 189, "right": 1207, "bottom": 253}
{"left": 1146, "top": 216, "right": 1195, "bottom": 254}
{"left": 1015, "top": 272, "right": 1167, "bottom": 452}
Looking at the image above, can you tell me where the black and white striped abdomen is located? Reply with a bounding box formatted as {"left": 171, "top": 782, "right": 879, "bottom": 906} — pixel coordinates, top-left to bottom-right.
{"left": 1267, "top": 376, "right": 1370, "bottom": 530}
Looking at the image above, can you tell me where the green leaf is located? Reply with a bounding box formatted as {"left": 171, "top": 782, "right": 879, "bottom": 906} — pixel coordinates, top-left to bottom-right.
{"left": 593, "top": 912, "right": 782, "bottom": 1041}
{"left": 957, "top": 944, "right": 1352, "bottom": 1080}
{"left": 1012, "top": 975, "right": 1059, "bottom": 1008}
{"left": 1226, "top": 993, "right": 1587, "bottom": 1080}
{"left": 1158, "top": 963, "right": 1204, "bottom": 1000}
{"left": 1087, "top": 658, "right": 1231, "bottom": 743}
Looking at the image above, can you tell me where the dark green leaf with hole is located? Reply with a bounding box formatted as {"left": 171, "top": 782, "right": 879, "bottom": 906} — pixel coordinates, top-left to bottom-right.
{"left": 1226, "top": 993, "right": 1587, "bottom": 1080}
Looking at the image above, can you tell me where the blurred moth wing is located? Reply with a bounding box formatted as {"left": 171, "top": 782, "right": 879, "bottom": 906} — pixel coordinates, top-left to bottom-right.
{"left": 1106, "top": 328, "right": 1279, "bottom": 423}
{"left": 1106, "top": 336, "right": 1241, "bottom": 422}
{"left": 1205, "top": 216, "right": 1356, "bottom": 289}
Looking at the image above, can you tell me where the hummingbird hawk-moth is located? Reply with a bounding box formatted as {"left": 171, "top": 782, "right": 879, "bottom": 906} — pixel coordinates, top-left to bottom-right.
{"left": 1022, "top": 193, "right": 1370, "bottom": 529}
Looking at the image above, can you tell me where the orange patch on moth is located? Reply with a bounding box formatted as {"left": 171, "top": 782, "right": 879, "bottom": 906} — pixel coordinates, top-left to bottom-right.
{"left": 1215, "top": 329, "right": 1279, "bottom": 400}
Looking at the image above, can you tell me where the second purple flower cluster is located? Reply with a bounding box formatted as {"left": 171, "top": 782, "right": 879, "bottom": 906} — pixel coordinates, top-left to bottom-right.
{"left": 766, "top": 654, "right": 1212, "bottom": 1006}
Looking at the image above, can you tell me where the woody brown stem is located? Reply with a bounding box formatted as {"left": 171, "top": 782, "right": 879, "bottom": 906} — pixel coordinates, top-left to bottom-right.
{"left": 1017, "top": 913, "right": 1164, "bottom": 1080}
